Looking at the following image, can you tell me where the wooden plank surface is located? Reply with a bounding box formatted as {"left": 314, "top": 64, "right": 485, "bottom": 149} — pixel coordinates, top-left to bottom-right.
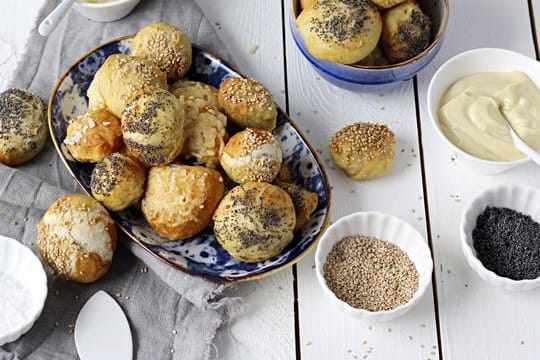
{"left": 283, "top": 1, "right": 440, "bottom": 359}
{"left": 416, "top": 1, "right": 540, "bottom": 359}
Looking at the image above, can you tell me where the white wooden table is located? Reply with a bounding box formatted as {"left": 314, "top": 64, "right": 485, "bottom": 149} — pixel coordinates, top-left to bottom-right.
{"left": 3, "top": 1, "right": 540, "bottom": 359}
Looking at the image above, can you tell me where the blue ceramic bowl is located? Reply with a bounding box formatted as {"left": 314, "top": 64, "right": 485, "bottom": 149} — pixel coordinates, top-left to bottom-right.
{"left": 48, "top": 36, "right": 331, "bottom": 282}
{"left": 290, "top": 0, "right": 449, "bottom": 90}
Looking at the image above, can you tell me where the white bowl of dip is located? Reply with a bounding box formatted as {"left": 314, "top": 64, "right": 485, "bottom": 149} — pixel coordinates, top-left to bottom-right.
{"left": 0, "top": 236, "right": 47, "bottom": 346}
{"left": 427, "top": 48, "right": 540, "bottom": 174}
{"left": 73, "top": 0, "right": 141, "bottom": 22}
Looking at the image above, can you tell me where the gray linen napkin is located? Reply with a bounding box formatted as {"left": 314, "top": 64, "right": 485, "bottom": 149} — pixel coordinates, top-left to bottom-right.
{"left": 0, "top": 1, "right": 238, "bottom": 359}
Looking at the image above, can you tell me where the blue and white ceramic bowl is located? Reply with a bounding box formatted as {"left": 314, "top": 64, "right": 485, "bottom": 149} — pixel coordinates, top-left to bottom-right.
{"left": 49, "top": 36, "right": 331, "bottom": 282}
{"left": 289, "top": 0, "right": 449, "bottom": 90}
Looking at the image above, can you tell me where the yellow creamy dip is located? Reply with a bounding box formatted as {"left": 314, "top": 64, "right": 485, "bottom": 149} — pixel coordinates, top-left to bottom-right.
{"left": 438, "top": 71, "right": 540, "bottom": 161}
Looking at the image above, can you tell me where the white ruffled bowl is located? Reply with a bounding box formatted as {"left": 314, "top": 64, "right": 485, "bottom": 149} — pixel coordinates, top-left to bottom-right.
{"left": 461, "top": 184, "right": 540, "bottom": 291}
{"left": 0, "top": 236, "right": 48, "bottom": 346}
{"left": 315, "top": 212, "right": 433, "bottom": 322}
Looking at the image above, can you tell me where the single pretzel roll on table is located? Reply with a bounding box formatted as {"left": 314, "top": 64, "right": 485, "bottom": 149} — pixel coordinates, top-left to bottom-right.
{"left": 329, "top": 122, "right": 396, "bottom": 180}
{"left": 131, "top": 22, "right": 193, "bottom": 82}
{"left": 295, "top": 0, "right": 382, "bottom": 64}
{"left": 0, "top": 88, "right": 47, "bottom": 166}
{"left": 36, "top": 194, "right": 117, "bottom": 283}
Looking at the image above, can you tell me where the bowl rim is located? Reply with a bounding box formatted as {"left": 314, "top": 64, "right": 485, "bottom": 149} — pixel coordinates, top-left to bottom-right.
{"left": 427, "top": 47, "right": 535, "bottom": 167}
{"left": 290, "top": 0, "right": 450, "bottom": 70}
{"left": 314, "top": 211, "right": 433, "bottom": 318}
{"left": 47, "top": 34, "right": 332, "bottom": 283}
{"left": 0, "top": 235, "right": 48, "bottom": 345}
{"left": 460, "top": 183, "right": 540, "bottom": 288}
{"left": 74, "top": 0, "right": 139, "bottom": 8}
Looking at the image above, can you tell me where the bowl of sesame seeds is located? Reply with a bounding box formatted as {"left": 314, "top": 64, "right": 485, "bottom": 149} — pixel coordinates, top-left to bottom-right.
{"left": 461, "top": 184, "right": 540, "bottom": 291}
{"left": 315, "top": 211, "right": 433, "bottom": 321}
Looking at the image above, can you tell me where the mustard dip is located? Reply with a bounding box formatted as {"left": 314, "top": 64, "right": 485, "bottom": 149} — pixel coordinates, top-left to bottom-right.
{"left": 438, "top": 71, "right": 540, "bottom": 161}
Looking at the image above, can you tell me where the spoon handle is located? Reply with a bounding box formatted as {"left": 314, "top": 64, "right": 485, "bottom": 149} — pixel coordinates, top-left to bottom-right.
{"left": 510, "top": 129, "right": 540, "bottom": 166}
{"left": 38, "top": 0, "right": 76, "bottom": 37}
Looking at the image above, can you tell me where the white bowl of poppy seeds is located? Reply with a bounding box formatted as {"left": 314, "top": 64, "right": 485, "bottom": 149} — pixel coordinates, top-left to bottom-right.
{"left": 315, "top": 212, "right": 433, "bottom": 322}
{"left": 461, "top": 184, "right": 540, "bottom": 291}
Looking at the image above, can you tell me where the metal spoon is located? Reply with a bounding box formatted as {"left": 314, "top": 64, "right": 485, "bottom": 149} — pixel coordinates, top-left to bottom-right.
{"left": 38, "top": 0, "right": 76, "bottom": 37}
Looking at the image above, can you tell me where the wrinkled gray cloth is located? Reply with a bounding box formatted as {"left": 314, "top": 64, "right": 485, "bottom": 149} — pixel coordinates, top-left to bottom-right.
{"left": 0, "top": 1, "right": 237, "bottom": 359}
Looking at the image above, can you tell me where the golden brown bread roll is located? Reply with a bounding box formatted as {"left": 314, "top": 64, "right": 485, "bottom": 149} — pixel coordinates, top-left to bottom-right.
{"left": 220, "top": 128, "right": 282, "bottom": 184}
{"left": 381, "top": 2, "right": 432, "bottom": 63}
{"left": 90, "top": 153, "right": 146, "bottom": 211}
{"left": 36, "top": 194, "right": 117, "bottom": 283}
{"left": 0, "top": 89, "right": 47, "bottom": 166}
{"left": 122, "top": 87, "right": 185, "bottom": 166}
{"left": 64, "top": 108, "right": 123, "bottom": 163}
{"left": 131, "top": 22, "right": 192, "bottom": 82}
{"left": 213, "top": 182, "right": 296, "bottom": 263}
{"left": 275, "top": 181, "right": 318, "bottom": 231}
{"left": 169, "top": 80, "right": 220, "bottom": 109}
{"left": 87, "top": 54, "right": 167, "bottom": 118}
{"left": 371, "top": 0, "right": 407, "bottom": 8}
{"left": 328, "top": 122, "right": 396, "bottom": 180}
{"left": 218, "top": 77, "right": 277, "bottom": 131}
{"left": 295, "top": 0, "right": 382, "bottom": 64}
{"left": 356, "top": 46, "right": 390, "bottom": 66}
{"left": 181, "top": 97, "right": 227, "bottom": 168}
{"left": 142, "top": 164, "right": 224, "bottom": 240}
{"left": 300, "top": 0, "right": 318, "bottom": 10}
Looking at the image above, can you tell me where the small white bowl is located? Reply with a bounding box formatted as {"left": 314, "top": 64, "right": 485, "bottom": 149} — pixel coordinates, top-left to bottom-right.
{"left": 427, "top": 48, "right": 540, "bottom": 175}
{"left": 315, "top": 212, "right": 433, "bottom": 322}
{"left": 461, "top": 184, "right": 540, "bottom": 291}
{"left": 0, "top": 236, "right": 48, "bottom": 346}
{"left": 73, "top": 0, "right": 141, "bottom": 22}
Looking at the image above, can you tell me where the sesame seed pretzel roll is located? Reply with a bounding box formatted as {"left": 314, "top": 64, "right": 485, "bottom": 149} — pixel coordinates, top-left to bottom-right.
{"left": 213, "top": 182, "right": 296, "bottom": 263}
{"left": 122, "top": 87, "right": 185, "bottom": 166}
{"left": 181, "top": 97, "right": 228, "bottom": 168}
{"left": 169, "top": 80, "right": 220, "bottom": 109}
{"left": 0, "top": 89, "right": 47, "bottom": 166}
{"left": 87, "top": 54, "right": 167, "bottom": 118}
{"left": 329, "top": 122, "right": 396, "bottom": 180}
{"left": 36, "top": 194, "right": 117, "bottom": 283}
{"left": 218, "top": 77, "right": 278, "bottom": 131}
{"left": 131, "top": 22, "right": 193, "bottom": 82}
{"left": 91, "top": 152, "right": 146, "bottom": 211}
{"left": 220, "top": 128, "right": 282, "bottom": 184}
{"left": 64, "top": 108, "right": 123, "bottom": 163}
{"left": 142, "top": 164, "right": 225, "bottom": 241}
{"left": 295, "top": 0, "right": 382, "bottom": 64}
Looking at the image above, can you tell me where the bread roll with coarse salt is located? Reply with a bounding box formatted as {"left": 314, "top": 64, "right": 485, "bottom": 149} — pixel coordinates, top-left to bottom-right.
{"left": 131, "top": 22, "right": 193, "bottom": 82}
{"left": 142, "top": 164, "right": 224, "bottom": 240}
{"left": 295, "top": 0, "right": 382, "bottom": 64}
{"left": 218, "top": 77, "right": 277, "bottom": 131}
{"left": 64, "top": 108, "right": 123, "bottom": 163}
{"left": 220, "top": 128, "right": 282, "bottom": 184}
{"left": 0, "top": 88, "right": 47, "bottom": 166}
{"left": 169, "top": 80, "right": 220, "bottom": 109}
{"left": 36, "top": 194, "right": 117, "bottom": 283}
{"left": 329, "top": 122, "right": 396, "bottom": 180}
{"left": 213, "top": 182, "right": 296, "bottom": 263}
{"left": 122, "top": 87, "right": 185, "bottom": 166}
{"left": 87, "top": 54, "right": 167, "bottom": 118}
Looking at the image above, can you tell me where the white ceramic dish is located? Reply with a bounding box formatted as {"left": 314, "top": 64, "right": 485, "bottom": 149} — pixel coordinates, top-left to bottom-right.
{"left": 314, "top": 212, "right": 433, "bottom": 322}
{"left": 73, "top": 0, "right": 141, "bottom": 22}
{"left": 0, "top": 236, "right": 47, "bottom": 346}
{"left": 427, "top": 48, "right": 539, "bottom": 174}
{"left": 461, "top": 184, "right": 540, "bottom": 291}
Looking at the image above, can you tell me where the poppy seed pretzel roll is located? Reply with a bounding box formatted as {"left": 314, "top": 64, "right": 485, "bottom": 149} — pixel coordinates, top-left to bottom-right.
{"left": 121, "top": 87, "right": 185, "bottom": 166}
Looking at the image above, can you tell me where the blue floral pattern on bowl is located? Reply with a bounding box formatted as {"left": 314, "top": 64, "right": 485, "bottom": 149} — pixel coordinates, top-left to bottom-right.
{"left": 49, "top": 37, "right": 331, "bottom": 281}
